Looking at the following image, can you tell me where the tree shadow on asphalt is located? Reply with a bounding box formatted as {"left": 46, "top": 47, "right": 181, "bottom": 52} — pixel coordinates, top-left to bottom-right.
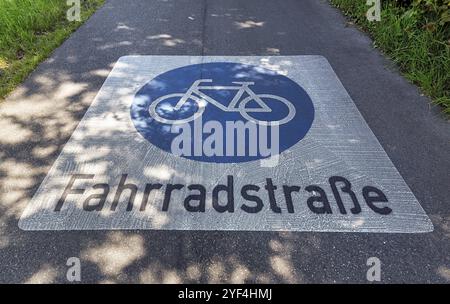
{"left": 0, "top": 0, "right": 449, "bottom": 283}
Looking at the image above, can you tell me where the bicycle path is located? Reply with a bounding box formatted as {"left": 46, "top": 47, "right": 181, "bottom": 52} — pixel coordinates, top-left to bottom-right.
{"left": 0, "top": 0, "right": 449, "bottom": 283}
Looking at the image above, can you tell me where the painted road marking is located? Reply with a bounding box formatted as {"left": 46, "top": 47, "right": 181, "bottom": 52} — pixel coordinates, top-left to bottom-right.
{"left": 19, "top": 56, "right": 433, "bottom": 232}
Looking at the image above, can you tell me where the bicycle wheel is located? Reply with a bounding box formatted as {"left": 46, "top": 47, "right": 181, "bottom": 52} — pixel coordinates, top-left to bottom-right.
{"left": 148, "top": 93, "right": 205, "bottom": 124}
{"left": 239, "top": 94, "right": 296, "bottom": 126}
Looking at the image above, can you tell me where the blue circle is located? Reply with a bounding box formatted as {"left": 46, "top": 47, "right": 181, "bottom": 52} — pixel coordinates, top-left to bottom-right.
{"left": 131, "top": 62, "right": 314, "bottom": 163}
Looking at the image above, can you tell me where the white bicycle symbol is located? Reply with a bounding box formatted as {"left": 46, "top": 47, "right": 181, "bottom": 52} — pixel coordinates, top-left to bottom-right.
{"left": 149, "top": 79, "right": 296, "bottom": 126}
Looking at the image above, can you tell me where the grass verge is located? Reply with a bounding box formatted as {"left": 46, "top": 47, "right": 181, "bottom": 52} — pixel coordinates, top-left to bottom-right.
{"left": 330, "top": 0, "right": 450, "bottom": 115}
{"left": 0, "top": 0, "right": 105, "bottom": 99}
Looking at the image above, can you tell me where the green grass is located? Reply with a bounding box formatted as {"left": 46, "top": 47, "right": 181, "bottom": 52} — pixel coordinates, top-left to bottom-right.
{"left": 0, "top": 0, "right": 105, "bottom": 99}
{"left": 330, "top": 0, "right": 450, "bottom": 115}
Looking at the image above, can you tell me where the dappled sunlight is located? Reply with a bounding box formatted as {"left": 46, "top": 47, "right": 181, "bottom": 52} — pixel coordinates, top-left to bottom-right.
{"left": 24, "top": 264, "right": 58, "bottom": 284}
{"left": 437, "top": 266, "right": 450, "bottom": 282}
{"left": 137, "top": 253, "right": 253, "bottom": 283}
{"left": 90, "top": 68, "right": 114, "bottom": 78}
{"left": 270, "top": 256, "right": 298, "bottom": 283}
{"left": 0, "top": 18, "right": 122, "bottom": 280}
{"left": 32, "top": 145, "right": 58, "bottom": 159}
{"left": 266, "top": 48, "right": 280, "bottom": 55}
{"left": 82, "top": 232, "right": 145, "bottom": 277}
{"left": 54, "top": 82, "right": 88, "bottom": 100}
{"left": 207, "top": 258, "right": 227, "bottom": 283}
{"left": 139, "top": 263, "right": 183, "bottom": 283}
{"left": 430, "top": 214, "right": 450, "bottom": 239}
{"left": 234, "top": 20, "right": 265, "bottom": 29}
{"left": 162, "top": 271, "right": 183, "bottom": 284}
{"left": 67, "top": 146, "right": 111, "bottom": 164}
{"left": 0, "top": 0, "right": 447, "bottom": 284}
{"left": 268, "top": 235, "right": 302, "bottom": 283}
{"left": 227, "top": 256, "right": 251, "bottom": 283}
{"left": 258, "top": 58, "right": 288, "bottom": 76}
{"left": 0, "top": 160, "right": 43, "bottom": 219}
{"left": 129, "top": 233, "right": 307, "bottom": 283}
{"left": 144, "top": 165, "right": 178, "bottom": 180}
{"left": 185, "top": 263, "right": 202, "bottom": 281}
{"left": 115, "top": 22, "right": 135, "bottom": 32}
{"left": 208, "top": 235, "right": 305, "bottom": 283}
{"left": 0, "top": 117, "right": 33, "bottom": 144}
{"left": 98, "top": 41, "right": 133, "bottom": 51}
{"left": 147, "top": 34, "right": 186, "bottom": 47}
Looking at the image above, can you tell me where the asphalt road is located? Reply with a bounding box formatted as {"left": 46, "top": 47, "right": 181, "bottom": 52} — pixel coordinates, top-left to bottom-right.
{"left": 0, "top": 0, "right": 449, "bottom": 283}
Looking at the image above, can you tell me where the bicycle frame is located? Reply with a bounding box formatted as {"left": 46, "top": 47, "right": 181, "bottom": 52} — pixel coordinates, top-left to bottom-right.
{"left": 174, "top": 79, "right": 271, "bottom": 112}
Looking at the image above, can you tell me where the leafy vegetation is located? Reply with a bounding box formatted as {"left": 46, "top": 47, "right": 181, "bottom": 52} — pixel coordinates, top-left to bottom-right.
{"left": 331, "top": 0, "right": 450, "bottom": 114}
{"left": 0, "top": 0, "right": 105, "bottom": 99}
